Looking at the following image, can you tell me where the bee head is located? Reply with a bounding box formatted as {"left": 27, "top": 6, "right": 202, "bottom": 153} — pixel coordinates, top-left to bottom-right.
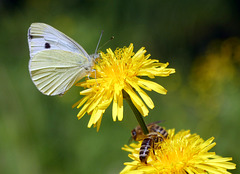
{"left": 131, "top": 129, "right": 137, "bottom": 141}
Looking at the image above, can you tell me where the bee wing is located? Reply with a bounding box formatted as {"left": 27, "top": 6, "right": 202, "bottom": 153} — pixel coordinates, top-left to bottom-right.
{"left": 147, "top": 120, "right": 164, "bottom": 126}
{"left": 29, "top": 49, "right": 92, "bottom": 96}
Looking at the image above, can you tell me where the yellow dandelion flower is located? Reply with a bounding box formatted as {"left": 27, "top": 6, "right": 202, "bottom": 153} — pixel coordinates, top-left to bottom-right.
{"left": 73, "top": 43, "right": 175, "bottom": 131}
{"left": 121, "top": 129, "right": 236, "bottom": 174}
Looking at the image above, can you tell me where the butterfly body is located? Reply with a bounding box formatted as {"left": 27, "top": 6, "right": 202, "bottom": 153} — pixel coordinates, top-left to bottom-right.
{"left": 28, "top": 23, "right": 98, "bottom": 96}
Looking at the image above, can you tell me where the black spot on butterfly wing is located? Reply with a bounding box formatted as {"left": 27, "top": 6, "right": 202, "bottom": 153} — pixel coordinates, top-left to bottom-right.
{"left": 28, "top": 28, "right": 33, "bottom": 39}
{"left": 45, "top": 42, "right": 51, "bottom": 49}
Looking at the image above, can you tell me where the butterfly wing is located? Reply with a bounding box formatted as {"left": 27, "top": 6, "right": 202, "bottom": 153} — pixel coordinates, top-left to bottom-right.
{"left": 28, "top": 23, "right": 91, "bottom": 59}
{"left": 30, "top": 49, "right": 92, "bottom": 96}
{"left": 28, "top": 23, "right": 93, "bottom": 96}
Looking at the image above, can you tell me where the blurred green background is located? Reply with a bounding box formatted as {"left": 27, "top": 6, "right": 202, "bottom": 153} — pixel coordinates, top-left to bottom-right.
{"left": 0, "top": 0, "right": 239, "bottom": 173}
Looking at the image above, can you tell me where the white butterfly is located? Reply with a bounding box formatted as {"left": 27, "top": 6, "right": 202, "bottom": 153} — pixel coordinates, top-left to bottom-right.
{"left": 28, "top": 23, "right": 99, "bottom": 96}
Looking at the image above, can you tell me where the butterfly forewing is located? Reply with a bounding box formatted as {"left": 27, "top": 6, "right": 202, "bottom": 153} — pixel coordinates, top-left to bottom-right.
{"left": 28, "top": 23, "right": 90, "bottom": 58}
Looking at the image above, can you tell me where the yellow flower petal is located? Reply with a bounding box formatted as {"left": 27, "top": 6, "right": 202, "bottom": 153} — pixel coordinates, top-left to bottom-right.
{"left": 112, "top": 93, "right": 118, "bottom": 122}
{"left": 124, "top": 85, "right": 149, "bottom": 116}
{"left": 138, "top": 79, "right": 167, "bottom": 94}
{"left": 117, "top": 91, "right": 124, "bottom": 121}
{"left": 127, "top": 78, "right": 154, "bottom": 109}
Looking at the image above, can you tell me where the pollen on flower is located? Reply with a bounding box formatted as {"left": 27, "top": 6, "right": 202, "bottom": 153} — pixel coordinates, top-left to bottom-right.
{"left": 73, "top": 43, "right": 175, "bottom": 131}
{"left": 121, "top": 129, "right": 236, "bottom": 174}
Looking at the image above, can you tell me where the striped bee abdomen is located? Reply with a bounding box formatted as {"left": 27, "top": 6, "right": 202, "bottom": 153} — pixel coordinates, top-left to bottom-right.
{"left": 139, "top": 138, "right": 153, "bottom": 164}
{"left": 149, "top": 125, "right": 168, "bottom": 139}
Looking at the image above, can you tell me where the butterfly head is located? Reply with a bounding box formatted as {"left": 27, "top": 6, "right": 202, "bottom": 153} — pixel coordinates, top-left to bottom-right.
{"left": 90, "top": 53, "right": 100, "bottom": 61}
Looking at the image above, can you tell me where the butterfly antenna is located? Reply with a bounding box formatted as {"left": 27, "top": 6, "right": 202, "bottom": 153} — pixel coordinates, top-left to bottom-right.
{"left": 98, "top": 36, "right": 114, "bottom": 51}
{"left": 95, "top": 30, "right": 104, "bottom": 54}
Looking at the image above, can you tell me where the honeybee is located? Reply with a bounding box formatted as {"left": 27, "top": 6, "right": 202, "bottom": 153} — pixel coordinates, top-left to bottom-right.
{"left": 130, "top": 121, "right": 168, "bottom": 164}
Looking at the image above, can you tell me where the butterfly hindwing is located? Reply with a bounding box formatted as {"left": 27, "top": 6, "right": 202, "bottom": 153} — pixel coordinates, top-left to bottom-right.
{"left": 29, "top": 49, "right": 92, "bottom": 96}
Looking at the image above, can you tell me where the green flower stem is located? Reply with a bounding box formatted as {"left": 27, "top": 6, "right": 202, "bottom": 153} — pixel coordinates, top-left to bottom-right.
{"left": 123, "top": 90, "right": 149, "bottom": 135}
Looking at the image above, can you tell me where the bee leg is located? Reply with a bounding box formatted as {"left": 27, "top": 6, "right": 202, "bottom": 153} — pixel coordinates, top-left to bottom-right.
{"left": 153, "top": 137, "right": 157, "bottom": 155}
{"left": 152, "top": 142, "right": 155, "bottom": 155}
{"left": 152, "top": 138, "right": 158, "bottom": 161}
